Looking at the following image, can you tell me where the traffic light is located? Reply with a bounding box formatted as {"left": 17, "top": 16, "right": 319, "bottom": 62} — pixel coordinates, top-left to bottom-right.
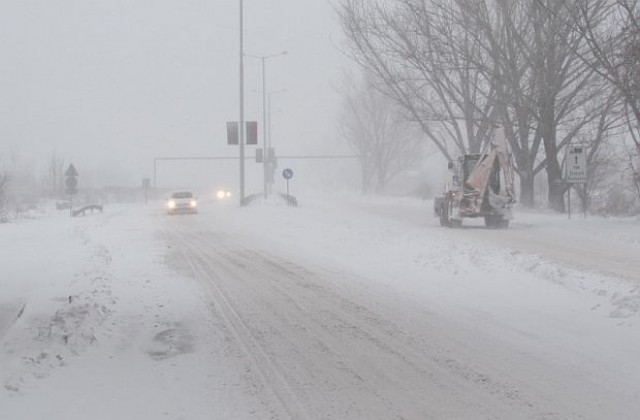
{"left": 246, "top": 121, "right": 258, "bottom": 145}
{"left": 226, "top": 122, "right": 239, "bottom": 145}
{"left": 226, "top": 121, "right": 258, "bottom": 145}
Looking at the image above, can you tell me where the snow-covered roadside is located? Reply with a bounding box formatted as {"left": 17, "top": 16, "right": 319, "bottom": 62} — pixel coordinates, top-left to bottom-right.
{"left": 0, "top": 207, "right": 236, "bottom": 419}
{"left": 1, "top": 194, "right": 639, "bottom": 419}
{"left": 0, "top": 211, "right": 113, "bottom": 384}
{"left": 213, "top": 193, "right": 640, "bottom": 325}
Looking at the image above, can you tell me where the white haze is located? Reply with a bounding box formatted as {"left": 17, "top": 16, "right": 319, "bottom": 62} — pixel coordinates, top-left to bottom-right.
{"left": 0, "top": 0, "right": 355, "bottom": 191}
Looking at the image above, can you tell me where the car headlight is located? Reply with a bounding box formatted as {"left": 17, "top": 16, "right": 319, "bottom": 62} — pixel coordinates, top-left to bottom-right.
{"left": 190, "top": 200, "right": 197, "bottom": 207}
{"left": 168, "top": 200, "right": 176, "bottom": 209}
{"left": 216, "top": 190, "right": 226, "bottom": 200}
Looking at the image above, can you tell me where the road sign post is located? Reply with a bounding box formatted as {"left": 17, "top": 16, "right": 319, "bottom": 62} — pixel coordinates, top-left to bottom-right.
{"left": 282, "top": 168, "right": 293, "bottom": 206}
{"left": 64, "top": 164, "right": 78, "bottom": 218}
{"left": 565, "top": 146, "right": 587, "bottom": 219}
{"left": 142, "top": 178, "right": 151, "bottom": 205}
{"left": 566, "top": 146, "right": 587, "bottom": 184}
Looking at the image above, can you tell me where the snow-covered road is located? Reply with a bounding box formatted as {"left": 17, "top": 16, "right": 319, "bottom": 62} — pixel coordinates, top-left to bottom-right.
{"left": 2, "top": 195, "right": 640, "bottom": 419}
{"left": 162, "top": 215, "right": 539, "bottom": 419}
{"left": 350, "top": 196, "right": 640, "bottom": 282}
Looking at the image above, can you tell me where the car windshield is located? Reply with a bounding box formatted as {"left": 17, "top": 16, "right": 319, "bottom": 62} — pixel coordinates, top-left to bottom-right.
{"left": 171, "top": 192, "right": 193, "bottom": 199}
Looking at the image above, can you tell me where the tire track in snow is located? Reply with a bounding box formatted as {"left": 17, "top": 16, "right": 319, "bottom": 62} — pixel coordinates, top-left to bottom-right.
{"left": 161, "top": 218, "right": 549, "bottom": 419}
{"left": 203, "top": 246, "right": 549, "bottom": 419}
{"left": 162, "top": 221, "right": 312, "bottom": 420}
{"left": 159, "top": 209, "right": 640, "bottom": 419}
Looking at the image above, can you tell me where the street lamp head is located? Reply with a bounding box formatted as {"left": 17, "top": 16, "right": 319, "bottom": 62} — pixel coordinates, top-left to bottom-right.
{"left": 266, "top": 50, "right": 288, "bottom": 59}
{"left": 269, "top": 88, "right": 288, "bottom": 96}
{"left": 245, "top": 51, "right": 288, "bottom": 60}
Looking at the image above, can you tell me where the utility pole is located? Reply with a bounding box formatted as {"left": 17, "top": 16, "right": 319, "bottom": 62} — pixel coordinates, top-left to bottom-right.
{"left": 268, "top": 89, "right": 286, "bottom": 193}
{"left": 261, "top": 56, "right": 267, "bottom": 199}
{"left": 245, "top": 52, "right": 287, "bottom": 200}
{"left": 238, "top": 0, "right": 245, "bottom": 206}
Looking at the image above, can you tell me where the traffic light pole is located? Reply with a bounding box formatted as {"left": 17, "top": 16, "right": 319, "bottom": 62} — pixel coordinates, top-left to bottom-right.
{"left": 238, "top": 0, "right": 246, "bottom": 206}
{"left": 262, "top": 56, "right": 268, "bottom": 200}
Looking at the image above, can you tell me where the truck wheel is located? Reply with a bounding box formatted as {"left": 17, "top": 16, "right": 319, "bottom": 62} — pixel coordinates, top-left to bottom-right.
{"left": 485, "top": 215, "right": 509, "bottom": 228}
{"left": 439, "top": 201, "right": 450, "bottom": 226}
{"left": 449, "top": 219, "right": 462, "bottom": 228}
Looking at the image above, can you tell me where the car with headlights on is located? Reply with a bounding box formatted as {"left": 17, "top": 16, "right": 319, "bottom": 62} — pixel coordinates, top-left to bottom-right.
{"left": 216, "top": 189, "right": 233, "bottom": 201}
{"left": 166, "top": 191, "right": 198, "bottom": 215}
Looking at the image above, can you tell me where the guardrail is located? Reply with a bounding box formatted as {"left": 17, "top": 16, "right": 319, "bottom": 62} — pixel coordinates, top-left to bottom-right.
{"left": 72, "top": 204, "right": 103, "bottom": 217}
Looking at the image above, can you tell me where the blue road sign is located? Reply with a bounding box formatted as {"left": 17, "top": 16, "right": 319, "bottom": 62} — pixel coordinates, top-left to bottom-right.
{"left": 282, "top": 168, "right": 293, "bottom": 179}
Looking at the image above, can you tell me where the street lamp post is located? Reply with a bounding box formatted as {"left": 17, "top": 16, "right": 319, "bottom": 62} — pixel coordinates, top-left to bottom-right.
{"left": 238, "top": 0, "right": 245, "bottom": 206}
{"left": 245, "top": 51, "right": 287, "bottom": 200}
{"left": 268, "top": 89, "right": 287, "bottom": 193}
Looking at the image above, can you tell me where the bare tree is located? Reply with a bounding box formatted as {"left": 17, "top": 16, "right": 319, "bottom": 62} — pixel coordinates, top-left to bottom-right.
{"left": 571, "top": 93, "right": 625, "bottom": 212}
{"left": 624, "top": 140, "right": 640, "bottom": 206}
{"left": 511, "top": 0, "right": 602, "bottom": 211}
{"left": 337, "top": 0, "right": 501, "bottom": 162}
{"left": 574, "top": 0, "right": 640, "bottom": 153}
{"left": 46, "top": 151, "right": 65, "bottom": 196}
{"left": 591, "top": 141, "right": 640, "bottom": 215}
{"left": 458, "top": 0, "right": 607, "bottom": 211}
{"left": 338, "top": 0, "right": 608, "bottom": 211}
{"left": 462, "top": 0, "right": 548, "bottom": 207}
{"left": 340, "top": 72, "right": 423, "bottom": 193}
{"left": 479, "top": 1, "right": 545, "bottom": 207}
{"left": 0, "top": 170, "right": 9, "bottom": 223}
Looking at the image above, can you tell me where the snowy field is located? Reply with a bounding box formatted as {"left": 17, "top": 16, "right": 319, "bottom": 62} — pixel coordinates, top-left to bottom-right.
{"left": 1, "top": 193, "right": 639, "bottom": 419}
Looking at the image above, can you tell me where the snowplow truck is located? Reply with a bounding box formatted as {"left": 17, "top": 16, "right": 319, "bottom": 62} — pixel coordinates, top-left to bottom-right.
{"left": 435, "top": 127, "right": 516, "bottom": 228}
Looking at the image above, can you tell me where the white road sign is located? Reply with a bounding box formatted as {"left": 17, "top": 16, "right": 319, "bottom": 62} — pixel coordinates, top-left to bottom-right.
{"left": 566, "top": 146, "right": 587, "bottom": 184}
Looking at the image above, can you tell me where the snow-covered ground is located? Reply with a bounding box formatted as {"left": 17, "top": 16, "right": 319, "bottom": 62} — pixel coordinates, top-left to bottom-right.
{"left": 1, "top": 194, "right": 639, "bottom": 419}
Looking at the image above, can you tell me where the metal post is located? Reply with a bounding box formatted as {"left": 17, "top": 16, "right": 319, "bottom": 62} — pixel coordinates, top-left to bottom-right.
{"left": 268, "top": 93, "right": 273, "bottom": 194}
{"left": 262, "top": 57, "right": 268, "bottom": 200}
{"left": 239, "top": 0, "right": 246, "bottom": 206}
{"left": 568, "top": 186, "right": 571, "bottom": 220}
{"left": 267, "top": 89, "right": 286, "bottom": 193}
{"left": 244, "top": 53, "right": 286, "bottom": 200}
{"left": 268, "top": 93, "right": 272, "bottom": 152}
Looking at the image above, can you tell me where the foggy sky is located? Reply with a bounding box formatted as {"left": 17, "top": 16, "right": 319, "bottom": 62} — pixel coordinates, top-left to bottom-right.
{"left": 0, "top": 0, "right": 353, "bottom": 189}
